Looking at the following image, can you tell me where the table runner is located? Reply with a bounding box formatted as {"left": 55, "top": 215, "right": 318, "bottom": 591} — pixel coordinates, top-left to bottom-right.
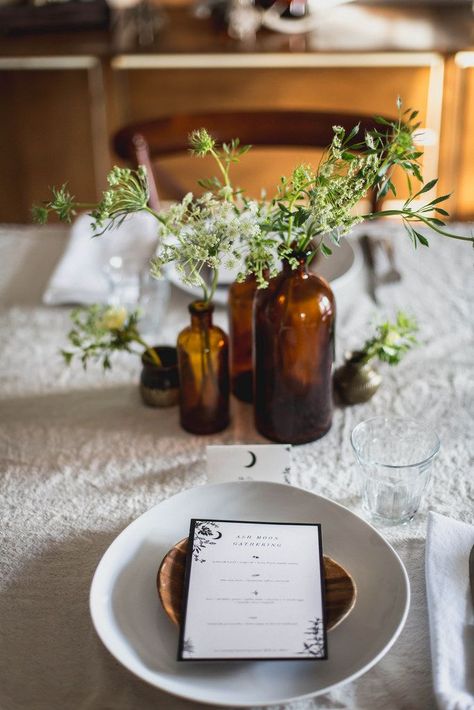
{"left": 1, "top": 222, "right": 473, "bottom": 710}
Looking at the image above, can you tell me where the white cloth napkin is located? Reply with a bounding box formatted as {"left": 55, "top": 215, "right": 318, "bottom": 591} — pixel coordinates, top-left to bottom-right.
{"left": 426, "top": 511, "right": 474, "bottom": 710}
{"left": 42, "top": 211, "right": 159, "bottom": 305}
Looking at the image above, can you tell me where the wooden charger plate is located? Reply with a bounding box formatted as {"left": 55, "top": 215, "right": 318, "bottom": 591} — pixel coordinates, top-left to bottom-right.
{"left": 157, "top": 537, "right": 357, "bottom": 631}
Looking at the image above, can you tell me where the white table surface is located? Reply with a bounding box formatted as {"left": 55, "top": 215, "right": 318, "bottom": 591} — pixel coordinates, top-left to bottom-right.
{"left": 0, "top": 222, "right": 473, "bottom": 710}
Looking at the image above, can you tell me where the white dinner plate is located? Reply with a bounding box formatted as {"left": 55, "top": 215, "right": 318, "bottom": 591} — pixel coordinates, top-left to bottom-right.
{"left": 90, "top": 481, "right": 410, "bottom": 707}
{"left": 165, "top": 237, "right": 363, "bottom": 306}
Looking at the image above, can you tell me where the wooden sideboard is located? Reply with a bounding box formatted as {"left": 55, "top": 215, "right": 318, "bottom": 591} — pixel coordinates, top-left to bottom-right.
{"left": 1, "top": 2, "right": 473, "bottom": 221}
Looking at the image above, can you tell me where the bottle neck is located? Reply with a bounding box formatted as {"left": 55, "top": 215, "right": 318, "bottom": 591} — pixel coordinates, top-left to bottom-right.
{"left": 282, "top": 252, "right": 309, "bottom": 275}
{"left": 189, "top": 300, "right": 214, "bottom": 329}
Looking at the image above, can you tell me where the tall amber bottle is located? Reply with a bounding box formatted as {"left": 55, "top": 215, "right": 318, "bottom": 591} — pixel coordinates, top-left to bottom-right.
{"left": 254, "top": 254, "right": 335, "bottom": 444}
{"left": 177, "top": 301, "right": 230, "bottom": 435}
{"left": 228, "top": 274, "right": 258, "bottom": 403}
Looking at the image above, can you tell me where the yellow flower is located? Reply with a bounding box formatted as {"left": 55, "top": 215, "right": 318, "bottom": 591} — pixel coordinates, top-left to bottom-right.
{"left": 384, "top": 328, "right": 402, "bottom": 347}
{"left": 100, "top": 306, "right": 127, "bottom": 331}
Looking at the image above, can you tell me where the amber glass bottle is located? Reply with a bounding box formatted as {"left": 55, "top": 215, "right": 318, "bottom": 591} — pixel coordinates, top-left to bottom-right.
{"left": 228, "top": 274, "right": 258, "bottom": 403}
{"left": 177, "top": 301, "right": 230, "bottom": 434}
{"left": 254, "top": 254, "right": 335, "bottom": 444}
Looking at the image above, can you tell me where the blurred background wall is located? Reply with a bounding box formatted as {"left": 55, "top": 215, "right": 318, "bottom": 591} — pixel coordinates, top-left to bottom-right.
{"left": 0, "top": 0, "right": 473, "bottom": 222}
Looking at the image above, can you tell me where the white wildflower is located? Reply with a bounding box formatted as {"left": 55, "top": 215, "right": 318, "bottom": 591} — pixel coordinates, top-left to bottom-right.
{"left": 365, "top": 132, "right": 376, "bottom": 150}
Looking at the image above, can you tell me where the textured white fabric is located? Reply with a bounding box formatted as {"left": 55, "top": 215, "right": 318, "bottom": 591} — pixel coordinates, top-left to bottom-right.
{"left": 426, "top": 513, "right": 474, "bottom": 710}
{"left": 0, "top": 222, "right": 473, "bottom": 710}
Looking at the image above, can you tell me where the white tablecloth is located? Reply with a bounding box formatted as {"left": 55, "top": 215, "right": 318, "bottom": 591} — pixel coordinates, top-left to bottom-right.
{"left": 0, "top": 222, "right": 473, "bottom": 710}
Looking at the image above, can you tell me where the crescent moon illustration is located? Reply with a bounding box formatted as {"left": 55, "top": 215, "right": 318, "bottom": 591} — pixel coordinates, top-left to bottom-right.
{"left": 245, "top": 450, "right": 257, "bottom": 468}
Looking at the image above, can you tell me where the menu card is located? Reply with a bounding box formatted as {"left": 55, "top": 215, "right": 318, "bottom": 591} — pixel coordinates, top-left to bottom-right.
{"left": 178, "top": 519, "right": 327, "bottom": 661}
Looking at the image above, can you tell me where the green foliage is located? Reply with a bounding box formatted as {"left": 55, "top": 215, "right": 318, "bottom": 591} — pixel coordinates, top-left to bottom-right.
{"left": 61, "top": 304, "right": 161, "bottom": 371}
{"left": 32, "top": 166, "right": 153, "bottom": 233}
{"left": 272, "top": 103, "right": 435, "bottom": 248}
{"left": 189, "top": 127, "right": 251, "bottom": 201}
{"left": 33, "top": 100, "right": 474, "bottom": 307}
{"left": 32, "top": 184, "right": 77, "bottom": 224}
{"left": 242, "top": 99, "right": 473, "bottom": 286}
{"left": 189, "top": 128, "right": 217, "bottom": 156}
{"left": 360, "top": 311, "right": 419, "bottom": 366}
{"left": 149, "top": 130, "right": 255, "bottom": 303}
{"left": 90, "top": 166, "right": 151, "bottom": 233}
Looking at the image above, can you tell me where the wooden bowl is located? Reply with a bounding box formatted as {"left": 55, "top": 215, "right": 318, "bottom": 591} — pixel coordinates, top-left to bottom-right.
{"left": 157, "top": 538, "right": 357, "bottom": 632}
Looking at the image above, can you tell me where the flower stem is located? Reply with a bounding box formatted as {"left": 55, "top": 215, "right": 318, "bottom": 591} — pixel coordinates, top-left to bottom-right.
{"left": 208, "top": 268, "right": 219, "bottom": 303}
{"left": 287, "top": 195, "right": 297, "bottom": 246}
{"left": 408, "top": 215, "right": 474, "bottom": 242}
{"left": 135, "top": 336, "right": 163, "bottom": 367}
{"left": 200, "top": 275, "right": 210, "bottom": 304}
{"left": 144, "top": 205, "right": 165, "bottom": 222}
{"left": 210, "top": 149, "right": 232, "bottom": 199}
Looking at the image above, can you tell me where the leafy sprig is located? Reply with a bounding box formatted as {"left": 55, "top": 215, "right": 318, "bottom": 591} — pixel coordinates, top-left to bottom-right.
{"left": 32, "top": 184, "right": 78, "bottom": 224}
{"left": 32, "top": 166, "right": 159, "bottom": 233}
{"left": 189, "top": 128, "right": 251, "bottom": 201}
{"left": 240, "top": 99, "right": 473, "bottom": 285}
{"left": 62, "top": 305, "right": 162, "bottom": 371}
{"left": 367, "top": 178, "right": 474, "bottom": 247}
{"left": 273, "top": 101, "right": 433, "bottom": 254}
{"left": 370, "top": 100, "right": 424, "bottom": 199}
{"left": 90, "top": 166, "right": 153, "bottom": 233}
{"left": 149, "top": 129, "right": 255, "bottom": 304}
{"left": 358, "top": 311, "right": 419, "bottom": 366}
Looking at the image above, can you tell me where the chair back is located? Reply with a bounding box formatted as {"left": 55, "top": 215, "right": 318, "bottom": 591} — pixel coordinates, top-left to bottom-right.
{"left": 113, "top": 110, "right": 389, "bottom": 210}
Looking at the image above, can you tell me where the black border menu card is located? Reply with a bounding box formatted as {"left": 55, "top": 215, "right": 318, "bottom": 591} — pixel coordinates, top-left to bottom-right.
{"left": 178, "top": 519, "right": 327, "bottom": 661}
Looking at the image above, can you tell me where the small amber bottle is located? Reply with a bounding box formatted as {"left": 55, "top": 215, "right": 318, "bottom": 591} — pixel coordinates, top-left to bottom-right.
{"left": 177, "top": 301, "right": 230, "bottom": 435}
{"left": 228, "top": 274, "right": 258, "bottom": 403}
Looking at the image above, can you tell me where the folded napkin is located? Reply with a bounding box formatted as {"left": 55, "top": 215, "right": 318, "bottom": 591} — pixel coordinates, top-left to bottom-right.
{"left": 43, "top": 212, "right": 159, "bottom": 305}
{"left": 426, "top": 511, "right": 474, "bottom": 710}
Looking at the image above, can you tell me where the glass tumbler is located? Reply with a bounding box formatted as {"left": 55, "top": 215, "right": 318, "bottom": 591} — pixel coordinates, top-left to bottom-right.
{"left": 103, "top": 255, "right": 142, "bottom": 310}
{"left": 138, "top": 269, "right": 170, "bottom": 337}
{"left": 351, "top": 416, "right": 440, "bottom": 526}
{"left": 103, "top": 256, "right": 170, "bottom": 336}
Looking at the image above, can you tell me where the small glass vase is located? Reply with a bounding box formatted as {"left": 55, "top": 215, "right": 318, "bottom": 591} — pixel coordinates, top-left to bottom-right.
{"left": 228, "top": 274, "right": 258, "bottom": 403}
{"left": 254, "top": 252, "right": 336, "bottom": 444}
{"left": 177, "top": 300, "right": 230, "bottom": 435}
{"left": 140, "top": 345, "right": 179, "bottom": 408}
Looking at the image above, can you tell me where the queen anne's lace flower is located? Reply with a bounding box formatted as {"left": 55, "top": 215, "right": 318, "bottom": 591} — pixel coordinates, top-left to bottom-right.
{"left": 189, "top": 128, "right": 216, "bottom": 156}
{"left": 151, "top": 193, "right": 261, "bottom": 298}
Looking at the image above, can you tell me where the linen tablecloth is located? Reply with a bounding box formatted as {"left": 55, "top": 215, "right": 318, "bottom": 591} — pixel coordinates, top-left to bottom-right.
{"left": 0, "top": 222, "right": 473, "bottom": 710}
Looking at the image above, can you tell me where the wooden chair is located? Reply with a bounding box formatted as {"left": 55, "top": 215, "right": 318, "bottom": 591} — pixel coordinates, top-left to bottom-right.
{"left": 113, "top": 110, "right": 390, "bottom": 210}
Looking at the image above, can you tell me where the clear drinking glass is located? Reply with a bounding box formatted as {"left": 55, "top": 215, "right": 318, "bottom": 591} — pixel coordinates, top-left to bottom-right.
{"left": 103, "top": 255, "right": 170, "bottom": 336}
{"left": 138, "top": 269, "right": 170, "bottom": 336}
{"left": 351, "top": 416, "right": 440, "bottom": 526}
{"left": 103, "top": 255, "right": 142, "bottom": 310}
